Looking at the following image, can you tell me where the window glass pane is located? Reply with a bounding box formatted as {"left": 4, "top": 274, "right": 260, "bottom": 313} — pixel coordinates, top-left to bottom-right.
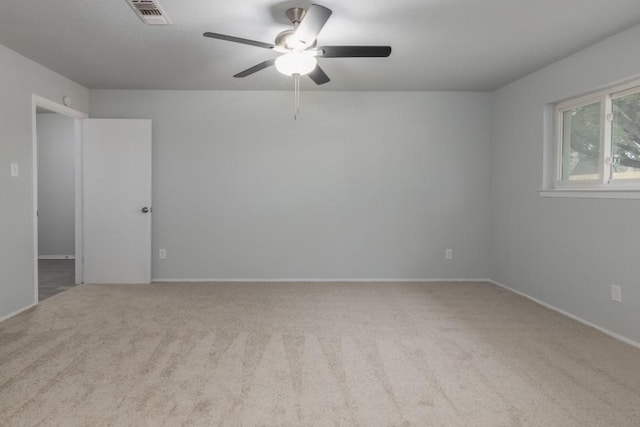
{"left": 612, "top": 92, "right": 640, "bottom": 181}
{"left": 561, "top": 102, "right": 601, "bottom": 181}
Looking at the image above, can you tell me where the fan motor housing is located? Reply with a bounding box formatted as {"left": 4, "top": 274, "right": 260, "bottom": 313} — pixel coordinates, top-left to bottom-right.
{"left": 275, "top": 29, "right": 295, "bottom": 50}
{"left": 274, "top": 30, "right": 317, "bottom": 51}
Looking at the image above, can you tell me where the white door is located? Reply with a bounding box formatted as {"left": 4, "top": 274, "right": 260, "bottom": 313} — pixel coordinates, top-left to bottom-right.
{"left": 82, "top": 119, "right": 152, "bottom": 284}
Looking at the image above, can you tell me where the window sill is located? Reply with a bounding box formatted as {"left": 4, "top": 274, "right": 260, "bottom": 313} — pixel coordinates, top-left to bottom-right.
{"left": 539, "top": 188, "right": 640, "bottom": 199}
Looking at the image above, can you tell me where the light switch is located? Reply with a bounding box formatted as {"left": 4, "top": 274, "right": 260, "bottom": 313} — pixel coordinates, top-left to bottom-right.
{"left": 11, "top": 163, "right": 19, "bottom": 177}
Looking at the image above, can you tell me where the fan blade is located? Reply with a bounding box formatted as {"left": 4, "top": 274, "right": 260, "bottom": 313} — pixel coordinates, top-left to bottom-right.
{"left": 319, "top": 46, "right": 392, "bottom": 58}
{"left": 234, "top": 59, "right": 276, "bottom": 78}
{"left": 308, "top": 65, "right": 330, "bottom": 85}
{"left": 291, "top": 4, "right": 332, "bottom": 48}
{"left": 203, "top": 32, "right": 274, "bottom": 50}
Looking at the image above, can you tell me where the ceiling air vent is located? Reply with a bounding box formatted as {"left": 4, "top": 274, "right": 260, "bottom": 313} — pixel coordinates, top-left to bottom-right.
{"left": 126, "top": 0, "right": 172, "bottom": 25}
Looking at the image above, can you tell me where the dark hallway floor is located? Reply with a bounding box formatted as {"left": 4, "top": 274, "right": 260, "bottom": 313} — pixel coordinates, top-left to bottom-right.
{"left": 38, "top": 259, "right": 76, "bottom": 301}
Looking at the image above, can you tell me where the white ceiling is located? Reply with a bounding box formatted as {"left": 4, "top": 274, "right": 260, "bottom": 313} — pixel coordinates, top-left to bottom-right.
{"left": 1, "top": 0, "right": 640, "bottom": 91}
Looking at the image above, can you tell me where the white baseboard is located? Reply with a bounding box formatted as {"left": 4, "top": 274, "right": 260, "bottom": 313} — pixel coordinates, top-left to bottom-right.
{"left": 489, "top": 280, "right": 640, "bottom": 350}
{"left": 38, "top": 255, "right": 75, "bottom": 260}
{"left": 152, "top": 278, "right": 492, "bottom": 283}
{"left": 0, "top": 302, "right": 37, "bottom": 323}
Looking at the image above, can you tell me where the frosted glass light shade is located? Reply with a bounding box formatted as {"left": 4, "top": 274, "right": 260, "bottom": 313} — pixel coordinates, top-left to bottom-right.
{"left": 275, "top": 51, "right": 317, "bottom": 76}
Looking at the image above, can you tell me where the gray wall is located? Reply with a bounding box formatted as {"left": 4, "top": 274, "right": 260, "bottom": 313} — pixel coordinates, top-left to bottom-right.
{"left": 0, "top": 43, "right": 88, "bottom": 320}
{"left": 491, "top": 24, "right": 640, "bottom": 343}
{"left": 90, "top": 90, "right": 492, "bottom": 280}
{"left": 36, "top": 113, "right": 75, "bottom": 256}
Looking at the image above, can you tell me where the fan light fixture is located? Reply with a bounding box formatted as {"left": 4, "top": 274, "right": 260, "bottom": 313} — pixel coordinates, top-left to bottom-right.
{"left": 275, "top": 51, "right": 317, "bottom": 76}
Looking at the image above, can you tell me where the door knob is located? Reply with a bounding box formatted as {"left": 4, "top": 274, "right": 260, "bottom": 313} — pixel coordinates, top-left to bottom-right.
{"left": 141, "top": 207, "right": 150, "bottom": 213}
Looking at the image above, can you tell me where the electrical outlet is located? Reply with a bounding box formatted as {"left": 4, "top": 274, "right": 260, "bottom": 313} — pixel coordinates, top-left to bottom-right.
{"left": 159, "top": 249, "right": 167, "bottom": 260}
{"left": 445, "top": 249, "right": 453, "bottom": 260}
{"left": 11, "top": 163, "right": 19, "bottom": 177}
{"left": 611, "top": 284, "right": 622, "bottom": 303}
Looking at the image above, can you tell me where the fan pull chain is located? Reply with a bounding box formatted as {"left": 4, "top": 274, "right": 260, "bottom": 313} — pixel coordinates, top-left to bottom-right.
{"left": 293, "top": 74, "right": 300, "bottom": 120}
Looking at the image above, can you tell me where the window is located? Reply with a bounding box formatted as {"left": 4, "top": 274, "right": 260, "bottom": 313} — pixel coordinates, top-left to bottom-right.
{"left": 555, "top": 81, "right": 640, "bottom": 190}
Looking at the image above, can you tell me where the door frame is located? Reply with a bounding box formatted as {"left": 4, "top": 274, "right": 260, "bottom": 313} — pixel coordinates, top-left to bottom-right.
{"left": 31, "top": 94, "right": 88, "bottom": 303}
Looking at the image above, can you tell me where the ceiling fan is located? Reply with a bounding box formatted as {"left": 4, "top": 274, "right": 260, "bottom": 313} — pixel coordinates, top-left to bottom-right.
{"left": 203, "top": 4, "right": 392, "bottom": 85}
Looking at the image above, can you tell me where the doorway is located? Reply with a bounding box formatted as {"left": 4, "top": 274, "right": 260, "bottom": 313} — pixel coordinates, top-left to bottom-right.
{"left": 32, "top": 95, "right": 87, "bottom": 302}
{"left": 36, "top": 111, "right": 75, "bottom": 300}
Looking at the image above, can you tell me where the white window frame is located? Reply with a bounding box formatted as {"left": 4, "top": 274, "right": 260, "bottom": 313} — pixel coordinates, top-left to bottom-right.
{"left": 554, "top": 79, "right": 640, "bottom": 191}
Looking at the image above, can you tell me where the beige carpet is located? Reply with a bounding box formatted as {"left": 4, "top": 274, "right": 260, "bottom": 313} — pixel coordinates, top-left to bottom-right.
{"left": 0, "top": 282, "right": 639, "bottom": 426}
